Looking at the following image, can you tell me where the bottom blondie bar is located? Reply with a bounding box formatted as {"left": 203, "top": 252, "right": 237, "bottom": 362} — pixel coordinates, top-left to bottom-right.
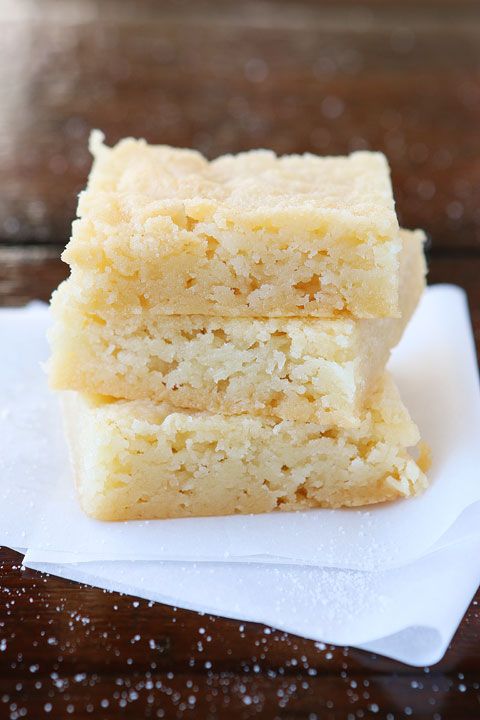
{"left": 63, "top": 374, "right": 429, "bottom": 521}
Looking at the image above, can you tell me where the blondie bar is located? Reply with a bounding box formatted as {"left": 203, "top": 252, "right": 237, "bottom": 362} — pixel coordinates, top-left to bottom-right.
{"left": 63, "top": 374, "right": 429, "bottom": 521}
{"left": 49, "top": 230, "right": 425, "bottom": 425}
{"left": 62, "top": 131, "right": 401, "bottom": 318}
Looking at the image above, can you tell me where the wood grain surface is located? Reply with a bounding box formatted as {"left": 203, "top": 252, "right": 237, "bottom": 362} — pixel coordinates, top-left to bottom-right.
{"left": 1, "top": 547, "right": 479, "bottom": 719}
{"left": 1, "top": 1, "right": 479, "bottom": 718}
{"left": 1, "top": 0, "right": 479, "bottom": 247}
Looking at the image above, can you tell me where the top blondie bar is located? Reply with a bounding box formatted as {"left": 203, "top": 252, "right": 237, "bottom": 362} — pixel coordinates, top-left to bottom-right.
{"left": 64, "top": 131, "right": 401, "bottom": 318}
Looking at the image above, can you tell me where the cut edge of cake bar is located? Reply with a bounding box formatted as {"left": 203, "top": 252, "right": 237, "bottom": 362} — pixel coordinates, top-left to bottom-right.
{"left": 48, "top": 229, "right": 426, "bottom": 426}
{"left": 60, "top": 131, "right": 402, "bottom": 318}
{"left": 61, "top": 373, "right": 430, "bottom": 522}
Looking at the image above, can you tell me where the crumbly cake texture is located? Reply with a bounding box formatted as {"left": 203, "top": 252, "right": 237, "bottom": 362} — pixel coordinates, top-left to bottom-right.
{"left": 62, "top": 131, "right": 401, "bottom": 318}
{"left": 62, "top": 374, "right": 429, "bottom": 521}
{"left": 49, "top": 230, "right": 425, "bottom": 425}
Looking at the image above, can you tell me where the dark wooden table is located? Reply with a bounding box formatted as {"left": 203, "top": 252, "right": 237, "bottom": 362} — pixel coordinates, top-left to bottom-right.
{"left": 1, "top": 1, "right": 479, "bottom": 717}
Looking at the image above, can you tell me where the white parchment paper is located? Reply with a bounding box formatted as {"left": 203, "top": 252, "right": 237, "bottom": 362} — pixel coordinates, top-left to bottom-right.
{"left": 24, "top": 503, "right": 480, "bottom": 667}
{"left": 0, "top": 304, "right": 67, "bottom": 551}
{"left": 5, "top": 286, "right": 480, "bottom": 570}
{"left": 1, "top": 286, "right": 480, "bottom": 666}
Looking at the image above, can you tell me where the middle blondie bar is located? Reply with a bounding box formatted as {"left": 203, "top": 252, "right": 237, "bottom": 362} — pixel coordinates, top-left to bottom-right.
{"left": 49, "top": 230, "right": 425, "bottom": 426}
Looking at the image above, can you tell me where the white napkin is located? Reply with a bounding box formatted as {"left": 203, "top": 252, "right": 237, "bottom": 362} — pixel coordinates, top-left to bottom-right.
{"left": 0, "top": 304, "right": 68, "bottom": 551}
{"left": 6, "top": 287, "right": 480, "bottom": 570}
{"left": 2, "top": 287, "right": 480, "bottom": 666}
{"left": 25, "top": 502, "right": 480, "bottom": 667}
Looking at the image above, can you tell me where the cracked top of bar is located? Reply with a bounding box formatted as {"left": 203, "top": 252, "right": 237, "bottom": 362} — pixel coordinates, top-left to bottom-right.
{"left": 63, "top": 131, "right": 401, "bottom": 318}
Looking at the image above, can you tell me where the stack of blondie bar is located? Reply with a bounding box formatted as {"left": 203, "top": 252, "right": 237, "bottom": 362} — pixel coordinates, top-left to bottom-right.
{"left": 48, "top": 131, "right": 429, "bottom": 520}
